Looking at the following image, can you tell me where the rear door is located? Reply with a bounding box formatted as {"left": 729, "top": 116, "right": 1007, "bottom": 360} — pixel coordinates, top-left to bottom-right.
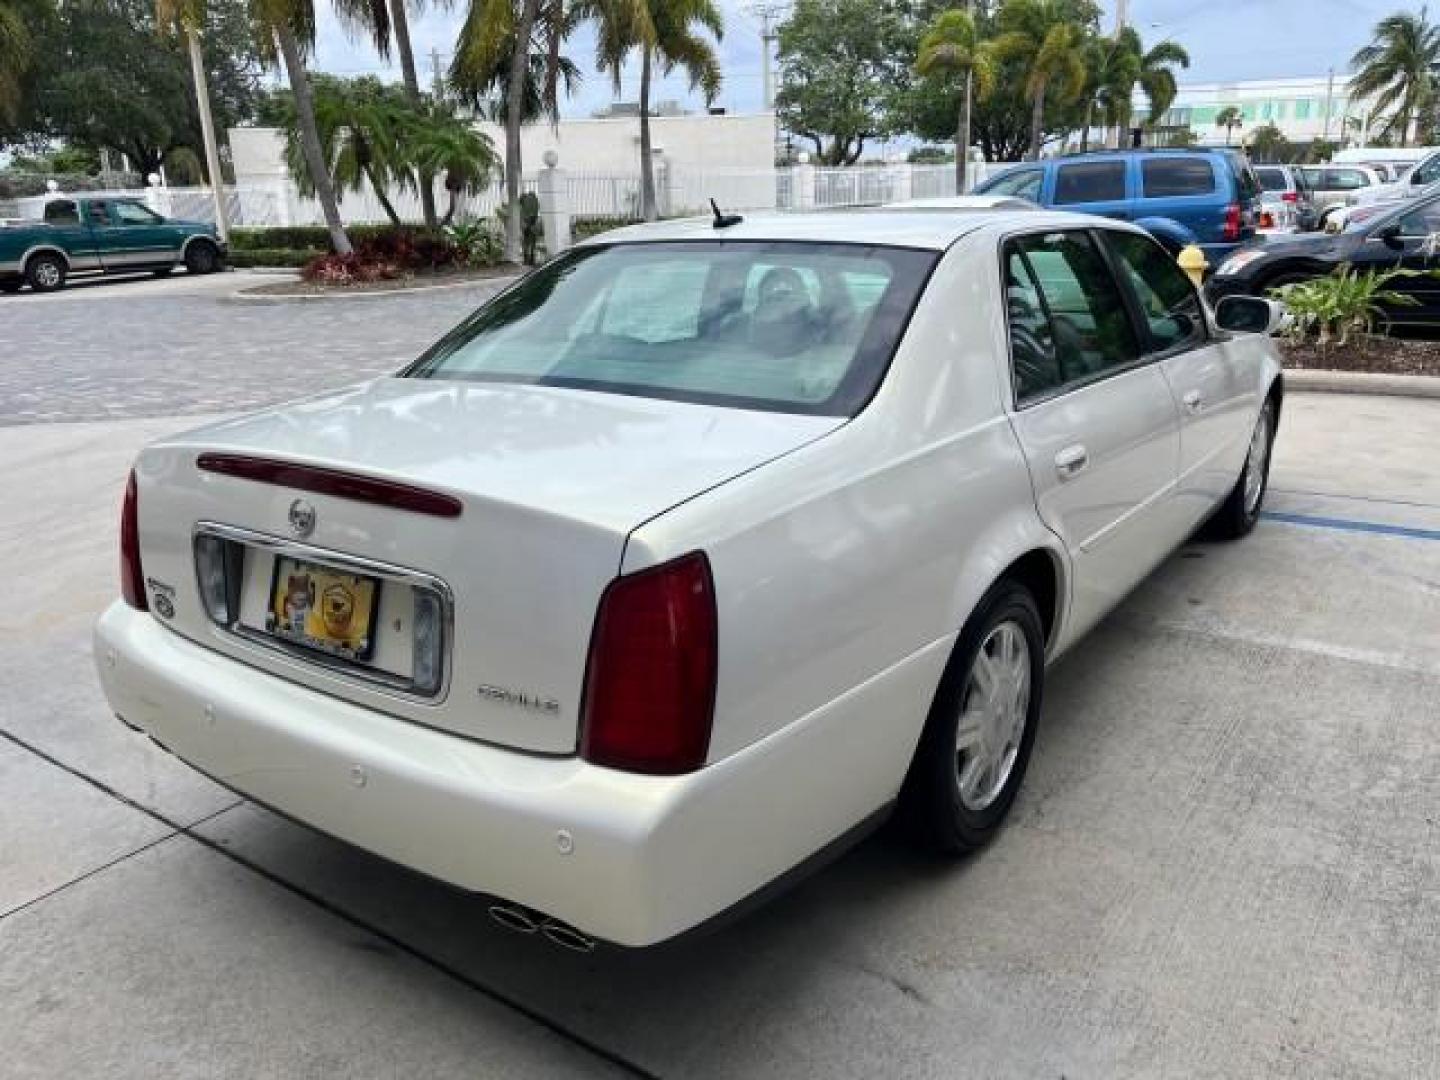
{"left": 1002, "top": 228, "right": 1183, "bottom": 637}
{"left": 1138, "top": 156, "right": 1223, "bottom": 241}
{"left": 40, "top": 199, "right": 101, "bottom": 270}
{"left": 1047, "top": 159, "right": 1132, "bottom": 221}
{"left": 1101, "top": 228, "right": 1253, "bottom": 518}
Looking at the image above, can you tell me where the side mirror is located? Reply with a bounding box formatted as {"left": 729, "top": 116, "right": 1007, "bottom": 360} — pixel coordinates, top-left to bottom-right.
{"left": 1215, "top": 295, "right": 1287, "bottom": 336}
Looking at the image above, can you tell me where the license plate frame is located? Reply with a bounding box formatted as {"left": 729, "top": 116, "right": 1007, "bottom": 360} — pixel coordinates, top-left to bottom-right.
{"left": 265, "top": 556, "right": 381, "bottom": 662}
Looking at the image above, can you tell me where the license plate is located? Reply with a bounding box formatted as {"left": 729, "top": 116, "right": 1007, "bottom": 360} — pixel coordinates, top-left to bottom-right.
{"left": 266, "top": 557, "right": 380, "bottom": 661}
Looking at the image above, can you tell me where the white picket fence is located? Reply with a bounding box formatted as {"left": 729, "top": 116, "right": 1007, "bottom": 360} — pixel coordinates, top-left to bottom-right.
{"left": 1, "top": 160, "right": 1021, "bottom": 234}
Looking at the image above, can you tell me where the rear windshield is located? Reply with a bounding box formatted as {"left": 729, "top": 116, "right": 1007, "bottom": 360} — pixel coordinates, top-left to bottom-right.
{"left": 1255, "top": 167, "right": 1288, "bottom": 192}
{"left": 404, "top": 241, "right": 938, "bottom": 416}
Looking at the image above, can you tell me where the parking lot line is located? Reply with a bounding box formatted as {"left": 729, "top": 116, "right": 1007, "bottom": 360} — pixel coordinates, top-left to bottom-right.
{"left": 1260, "top": 510, "right": 1440, "bottom": 543}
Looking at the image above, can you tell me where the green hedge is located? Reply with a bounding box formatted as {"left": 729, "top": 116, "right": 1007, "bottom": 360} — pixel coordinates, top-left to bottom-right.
{"left": 228, "top": 224, "right": 440, "bottom": 253}
{"left": 228, "top": 247, "right": 321, "bottom": 268}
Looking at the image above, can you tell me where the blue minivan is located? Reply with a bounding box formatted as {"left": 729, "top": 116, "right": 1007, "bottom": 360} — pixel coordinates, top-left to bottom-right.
{"left": 974, "top": 149, "right": 1264, "bottom": 262}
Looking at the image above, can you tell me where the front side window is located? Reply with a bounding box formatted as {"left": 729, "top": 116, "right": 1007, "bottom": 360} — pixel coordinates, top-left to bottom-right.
{"left": 983, "top": 168, "right": 1044, "bottom": 200}
{"left": 1143, "top": 157, "right": 1218, "bottom": 198}
{"left": 1103, "top": 231, "right": 1205, "bottom": 354}
{"left": 87, "top": 201, "right": 110, "bottom": 225}
{"left": 405, "top": 242, "right": 937, "bottom": 416}
{"left": 1325, "top": 169, "right": 1366, "bottom": 191}
{"left": 1411, "top": 156, "right": 1440, "bottom": 186}
{"left": 1003, "top": 231, "right": 1140, "bottom": 401}
{"left": 1395, "top": 200, "right": 1440, "bottom": 237}
{"left": 1054, "top": 161, "right": 1127, "bottom": 205}
{"left": 112, "top": 201, "right": 164, "bottom": 225}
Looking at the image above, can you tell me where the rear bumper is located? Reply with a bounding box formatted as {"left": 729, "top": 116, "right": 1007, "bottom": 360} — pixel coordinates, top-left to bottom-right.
{"left": 94, "top": 602, "right": 927, "bottom": 946}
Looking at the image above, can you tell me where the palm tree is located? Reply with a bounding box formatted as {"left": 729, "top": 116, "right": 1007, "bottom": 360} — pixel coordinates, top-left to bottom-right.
{"left": 1215, "top": 104, "right": 1243, "bottom": 146}
{"left": 410, "top": 104, "right": 502, "bottom": 224}
{"left": 451, "top": 0, "right": 569, "bottom": 262}
{"left": 1095, "top": 26, "right": 1188, "bottom": 147}
{"left": 915, "top": 7, "right": 995, "bottom": 191}
{"left": 1350, "top": 9, "right": 1440, "bottom": 147}
{"left": 992, "top": 0, "right": 1088, "bottom": 162}
{"left": 585, "top": 0, "right": 723, "bottom": 221}
{"left": 279, "top": 76, "right": 412, "bottom": 226}
{"left": 0, "top": 0, "right": 34, "bottom": 124}
{"left": 154, "top": 0, "right": 232, "bottom": 239}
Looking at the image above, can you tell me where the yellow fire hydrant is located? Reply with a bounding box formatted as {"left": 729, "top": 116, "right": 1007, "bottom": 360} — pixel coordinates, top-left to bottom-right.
{"left": 1177, "top": 245, "right": 1209, "bottom": 288}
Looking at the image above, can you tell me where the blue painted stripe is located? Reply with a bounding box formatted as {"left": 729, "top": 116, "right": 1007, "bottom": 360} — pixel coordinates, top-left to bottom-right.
{"left": 1261, "top": 510, "right": 1440, "bottom": 542}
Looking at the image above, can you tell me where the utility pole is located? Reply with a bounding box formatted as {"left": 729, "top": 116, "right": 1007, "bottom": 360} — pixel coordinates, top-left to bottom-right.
{"left": 1322, "top": 67, "right": 1336, "bottom": 143}
{"left": 185, "top": 27, "right": 230, "bottom": 244}
{"left": 1114, "top": 0, "right": 1129, "bottom": 33}
{"left": 431, "top": 47, "right": 444, "bottom": 103}
{"left": 749, "top": 2, "right": 785, "bottom": 111}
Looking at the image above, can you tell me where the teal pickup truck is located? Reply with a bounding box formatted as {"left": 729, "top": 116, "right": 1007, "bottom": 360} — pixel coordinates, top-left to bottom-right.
{"left": 0, "top": 195, "right": 226, "bottom": 293}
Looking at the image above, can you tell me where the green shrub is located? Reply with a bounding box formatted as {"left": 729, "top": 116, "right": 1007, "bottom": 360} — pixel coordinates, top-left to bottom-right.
{"left": 228, "top": 247, "right": 322, "bottom": 268}
{"left": 1270, "top": 263, "right": 1435, "bottom": 346}
{"left": 229, "top": 224, "right": 450, "bottom": 253}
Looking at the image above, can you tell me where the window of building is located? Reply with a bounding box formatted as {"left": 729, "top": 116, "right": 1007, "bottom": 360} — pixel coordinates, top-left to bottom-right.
{"left": 1294, "top": 99, "right": 1312, "bottom": 120}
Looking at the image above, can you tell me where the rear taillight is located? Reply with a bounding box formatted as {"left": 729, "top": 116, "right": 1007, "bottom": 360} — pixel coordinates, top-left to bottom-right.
{"left": 120, "top": 470, "right": 146, "bottom": 610}
{"left": 1282, "top": 191, "right": 1299, "bottom": 203}
{"left": 581, "top": 552, "right": 717, "bottom": 775}
{"left": 1223, "top": 203, "right": 1242, "bottom": 241}
{"left": 1259, "top": 210, "right": 1275, "bottom": 229}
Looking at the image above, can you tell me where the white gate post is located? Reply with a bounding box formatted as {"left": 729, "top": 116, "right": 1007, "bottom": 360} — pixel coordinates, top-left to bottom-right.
{"left": 795, "top": 153, "right": 816, "bottom": 211}
{"left": 537, "top": 150, "right": 571, "bottom": 257}
{"left": 890, "top": 157, "right": 913, "bottom": 203}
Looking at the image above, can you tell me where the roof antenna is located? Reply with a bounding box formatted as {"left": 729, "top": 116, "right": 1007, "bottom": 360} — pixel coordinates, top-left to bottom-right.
{"left": 710, "top": 198, "right": 744, "bottom": 229}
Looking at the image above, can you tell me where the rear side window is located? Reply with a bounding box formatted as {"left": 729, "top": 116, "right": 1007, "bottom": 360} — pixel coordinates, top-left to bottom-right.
{"left": 1142, "top": 158, "right": 1217, "bottom": 197}
{"left": 1003, "top": 230, "right": 1140, "bottom": 402}
{"left": 1103, "top": 231, "right": 1205, "bottom": 354}
{"left": 43, "top": 200, "right": 79, "bottom": 225}
{"left": 1254, "top": 167, "right": 1288, "bottom": 192}
{"left": 1323, "top": 169, "right": 1368, "bottom": 190}
{"left": 982, "top": 167, "right": 1043, "bottom": 200}
{"left": 1054, "top": 162, "right": 1127, "bottom": 205}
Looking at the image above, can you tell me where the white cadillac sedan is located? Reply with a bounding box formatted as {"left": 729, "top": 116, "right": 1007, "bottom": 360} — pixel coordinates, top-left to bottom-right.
{"left": 95, "top": 209, "right": 1283, "bottom": 949}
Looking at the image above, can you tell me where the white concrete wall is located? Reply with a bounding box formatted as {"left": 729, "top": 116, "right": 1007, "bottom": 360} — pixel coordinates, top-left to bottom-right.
{"left": 230, "top": 113, "right": 776, "bottom": 185}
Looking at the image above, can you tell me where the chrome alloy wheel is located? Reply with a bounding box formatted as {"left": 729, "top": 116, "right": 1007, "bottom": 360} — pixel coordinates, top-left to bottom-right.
{"left": 34, "top": 261, "right": 60, "bottom": 288}
{"left": 1244, "top": 405, "right": 1272, "bottom": 515}
{"left": 955, "top": 620, "right": 1031, "bottom": 812}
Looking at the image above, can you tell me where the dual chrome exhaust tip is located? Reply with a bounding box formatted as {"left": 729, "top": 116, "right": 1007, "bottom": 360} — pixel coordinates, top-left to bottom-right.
{"left": 488, "top": 902, "right": 597, "bottom": 953}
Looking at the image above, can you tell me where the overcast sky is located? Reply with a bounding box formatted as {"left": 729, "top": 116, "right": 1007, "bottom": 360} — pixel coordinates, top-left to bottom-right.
{"left": 307, "top": 0, "right": 1422, "bottom": 117}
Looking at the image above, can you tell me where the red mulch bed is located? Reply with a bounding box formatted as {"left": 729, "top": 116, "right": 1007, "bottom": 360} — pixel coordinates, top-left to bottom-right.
{"left": 1280, "top": 337, "right": 1440, "bottom": 376}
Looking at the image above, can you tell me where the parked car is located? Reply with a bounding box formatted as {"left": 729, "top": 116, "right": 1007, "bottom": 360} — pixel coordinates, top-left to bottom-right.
{"left": 1348, "top": 148, "right": 1440, "bottom": 211}
{"left": 0, "top": 196, "right": 225, "bottom": 293}
{"left": 1253, "top": 164, "right": 1319, "bottom": 233}
{"left": 1208, "top": 189, "right": 1440, "bottom": 330}
{"left": 1297, "top": 164, "right": 1387, "bottom": 225}
{"left": 973, "top": 148, "right": 1264, "bottom": 261}
{"left": 95, "top": 209, "right": 1283, "bottom": 949}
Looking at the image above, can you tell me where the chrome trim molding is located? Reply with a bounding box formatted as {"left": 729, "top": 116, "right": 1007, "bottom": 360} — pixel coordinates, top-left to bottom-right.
{"left": 191, "top": 521, "right": 455, "bottom": 704}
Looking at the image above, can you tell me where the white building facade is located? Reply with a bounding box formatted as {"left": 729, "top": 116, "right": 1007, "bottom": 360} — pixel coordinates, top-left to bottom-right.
{"left": 1158, "top": 76, "right": 1383, "bottom": 147}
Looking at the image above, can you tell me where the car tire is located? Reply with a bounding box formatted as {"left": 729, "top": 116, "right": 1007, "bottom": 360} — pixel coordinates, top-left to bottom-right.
{"left": 899, "top": 579, "right": 1045, "bottom": 854}
{"left": 25, "top": 252, "right": 66, "bottom": 292}
{"left": 184, "top": 241, "right": 222, "bottom": 275}
{"left": 1206, "top": 396, "right": 1276, "bottom": 540}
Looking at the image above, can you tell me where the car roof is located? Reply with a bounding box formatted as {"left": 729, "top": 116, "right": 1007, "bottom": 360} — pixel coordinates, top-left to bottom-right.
{"left": 578, "top": 208, "right": 1121, "bottom": 252}
{"left": 881, "top": 195, "right": 1037, "bottom": 210}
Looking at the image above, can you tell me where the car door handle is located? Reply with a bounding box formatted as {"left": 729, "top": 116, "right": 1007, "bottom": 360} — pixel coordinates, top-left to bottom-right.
{"left": 1183, "top": 389, "right": 1204, "bottom": 414}
{"left": 1054, "top": 444, "right": 1089, "bottom": 480}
